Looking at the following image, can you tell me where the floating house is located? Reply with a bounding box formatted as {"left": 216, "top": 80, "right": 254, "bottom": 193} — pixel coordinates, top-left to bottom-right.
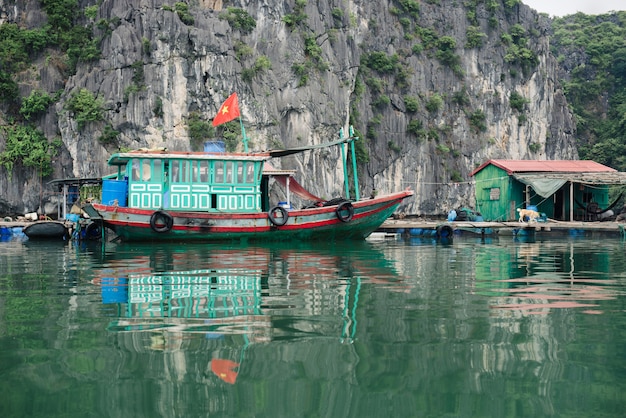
{"left": 470, "top": 160, "right": 626, "bottom": 222}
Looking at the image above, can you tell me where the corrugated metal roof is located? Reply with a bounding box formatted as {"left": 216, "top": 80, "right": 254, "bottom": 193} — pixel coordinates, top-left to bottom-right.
{"left": 470, "top": 159, "right": 626, "bottom": 185}
{"left": 514, "top": 172, "right": 626, "bottom": 185}
{"left": 471, "top": 159, "right": 616, "bottom": 176}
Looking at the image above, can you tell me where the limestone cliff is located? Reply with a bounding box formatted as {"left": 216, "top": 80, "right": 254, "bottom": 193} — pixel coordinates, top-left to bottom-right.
{"left": 0, "top": 0, "right": 577, "bottom": 216}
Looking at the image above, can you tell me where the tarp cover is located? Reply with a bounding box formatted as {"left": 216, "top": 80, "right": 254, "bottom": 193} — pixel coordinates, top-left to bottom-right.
{"left": 513, "top": 174, "right": 567, "bottom": 198}
{"left": 265, "top": 163, "right": 322, "bottom": 202}
{"left": 274, "top": 176, "right": 322, "bottom": 202}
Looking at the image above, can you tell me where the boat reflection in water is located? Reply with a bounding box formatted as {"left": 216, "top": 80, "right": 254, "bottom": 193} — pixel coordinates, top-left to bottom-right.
{"left": 105, "top": 268, "right": 265, "bottom": 384}
{"left": 94, "top": 241, "right": 404, "bottom": 384}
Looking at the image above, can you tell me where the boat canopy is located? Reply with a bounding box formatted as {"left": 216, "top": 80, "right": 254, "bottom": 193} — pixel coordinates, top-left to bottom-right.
{"left": 267, "top": 136, "right": 355, "bottom": 158}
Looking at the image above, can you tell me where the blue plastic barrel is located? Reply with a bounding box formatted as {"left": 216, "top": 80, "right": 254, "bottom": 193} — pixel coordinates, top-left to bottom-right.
{"left": 68, "top": 185, "right": 79, "bottom": 204}
{"left": 204, "top": 140, "right": 226, "bottom": 153}
{"left": 102, "top": 180, "right": 128, "bottom": 206}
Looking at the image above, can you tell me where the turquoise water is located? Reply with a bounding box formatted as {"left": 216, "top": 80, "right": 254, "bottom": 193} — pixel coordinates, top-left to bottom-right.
{"left": 0, "top": 236, "right": 625, "bottom": 417}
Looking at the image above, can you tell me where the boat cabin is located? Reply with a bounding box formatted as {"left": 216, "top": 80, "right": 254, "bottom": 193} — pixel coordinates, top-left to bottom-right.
{"left": 103, "top": 151, "right": 275, "bottom": 212}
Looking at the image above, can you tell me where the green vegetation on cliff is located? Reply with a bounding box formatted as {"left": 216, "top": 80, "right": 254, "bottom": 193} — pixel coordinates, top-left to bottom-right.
{"left": 552, "top": 11, "right": 626, "bottom": 170}
{"left": 0, "top": 0, "right": 99, "bottom": 177}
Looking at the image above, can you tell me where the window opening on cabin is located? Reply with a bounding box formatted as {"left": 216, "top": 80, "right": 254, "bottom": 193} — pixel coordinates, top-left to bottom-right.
{"left": 189, "top": 160, "right": 208, "bottom": 183}
{"left": 489, "top": 187, "right": 500, "bottom": 200}
{"left": 199, "top": 161, "right": 208, "bottom": 183}
{"left": 214, "top": 161, "right": 224, "bottom": 183}
{"left": 141, "top": 161, "right": 151, "bottom": 181}
{"left": 131, "top": 159, "right": 140, "bottom": 181}
{"left": 171, "top": 161, "right": 179, "bottom": 182}
{"left": 225, "top": 162, "right": 233, "bottom": 184}
{"left": 130, "top": 158, "right": 163, "bottom": 182}
{"left": 237, "top": 162, "right": 244, "bottom": 183}
{"left": 246, "top": 163, "right": 255, "bottom": 183}
{"left": 182, "top": 161, "right": 189, "bottom": 182}
{"left": 171, "top": 160, "right": 190, "bottom": 183}
{"left": 116, "top": 162, "right": 127, "bottom": 180}
{"left": 152, "top": 159, "right": 162, "bottom": 181}
{"left": 190, "top": 161, "right": 197, "bottom": 183}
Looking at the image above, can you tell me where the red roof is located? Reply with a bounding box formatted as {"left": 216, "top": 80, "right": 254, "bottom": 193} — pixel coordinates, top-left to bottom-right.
{"left": 470, "top": 160, "right": 616, "bottom": 176}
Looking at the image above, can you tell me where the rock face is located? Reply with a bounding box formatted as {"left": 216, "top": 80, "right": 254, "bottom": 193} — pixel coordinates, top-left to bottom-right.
{"left": 0, "top": 0, "right": 577, "bottom": 216}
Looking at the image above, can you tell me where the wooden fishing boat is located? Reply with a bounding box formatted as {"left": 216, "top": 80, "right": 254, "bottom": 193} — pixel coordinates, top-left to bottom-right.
{"left": 82, "top": 122, "right": 412, "bottom": 242}
{"left": 81, "top": 148, "right": 412, "bottom": 242}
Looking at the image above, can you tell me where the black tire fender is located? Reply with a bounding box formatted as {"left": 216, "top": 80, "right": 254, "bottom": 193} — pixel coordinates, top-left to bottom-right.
{"left": 268, "top": 206, "right": 289, "bottom": 226}
{"left": 85, "top": 221, "right": 102, "bottom": 240}
{"left": 336, "top": 201, "right": 354, "bottom": 222}
{"left": 150, "top": 210, "right": 174, "bottom": 233}
{"left": 436, "top": 224, "right": 454, "bottom": 238}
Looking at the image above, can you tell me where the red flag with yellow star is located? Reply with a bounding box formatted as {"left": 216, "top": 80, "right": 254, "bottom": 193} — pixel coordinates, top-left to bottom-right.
{"left": 212, "top": 93, "right": 240, "bottom": 127}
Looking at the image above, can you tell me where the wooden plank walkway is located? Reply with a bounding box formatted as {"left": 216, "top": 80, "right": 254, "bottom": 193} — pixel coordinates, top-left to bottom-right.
{"left": 379, "top": 218, "right": 626, "bottom": 237}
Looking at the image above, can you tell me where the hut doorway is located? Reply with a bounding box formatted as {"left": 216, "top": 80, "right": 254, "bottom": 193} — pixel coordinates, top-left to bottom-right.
{"left": 554, "top": 189, "right": 564, "bottom": 220}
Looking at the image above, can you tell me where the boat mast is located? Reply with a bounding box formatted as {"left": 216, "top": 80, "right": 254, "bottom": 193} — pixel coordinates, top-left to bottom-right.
{"left": 240, "top": 117, "right": 249, "bottom": 153}
{"left": 339, "top": 127, "right": 360, "bottom": 202}
{"left": 349, "top": 126, "right": 360, "bottom": 202}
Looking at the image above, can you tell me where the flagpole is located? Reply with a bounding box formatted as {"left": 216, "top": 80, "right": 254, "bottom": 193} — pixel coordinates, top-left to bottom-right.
{"left": 239, "top": 117, "right": 248, "bottom": 152}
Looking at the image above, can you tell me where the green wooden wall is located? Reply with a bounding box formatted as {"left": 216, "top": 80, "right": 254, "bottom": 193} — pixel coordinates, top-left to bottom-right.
{"left": 473, "top": 165, "right": 516, "bottom": 221}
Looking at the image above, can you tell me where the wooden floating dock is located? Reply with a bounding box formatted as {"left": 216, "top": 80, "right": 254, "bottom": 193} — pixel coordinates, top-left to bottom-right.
{"left": 3, "top": 219, "right": 626, "bottom": 241}
{"left": 379, "top": 218, "right": 626, "bottom": 238}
